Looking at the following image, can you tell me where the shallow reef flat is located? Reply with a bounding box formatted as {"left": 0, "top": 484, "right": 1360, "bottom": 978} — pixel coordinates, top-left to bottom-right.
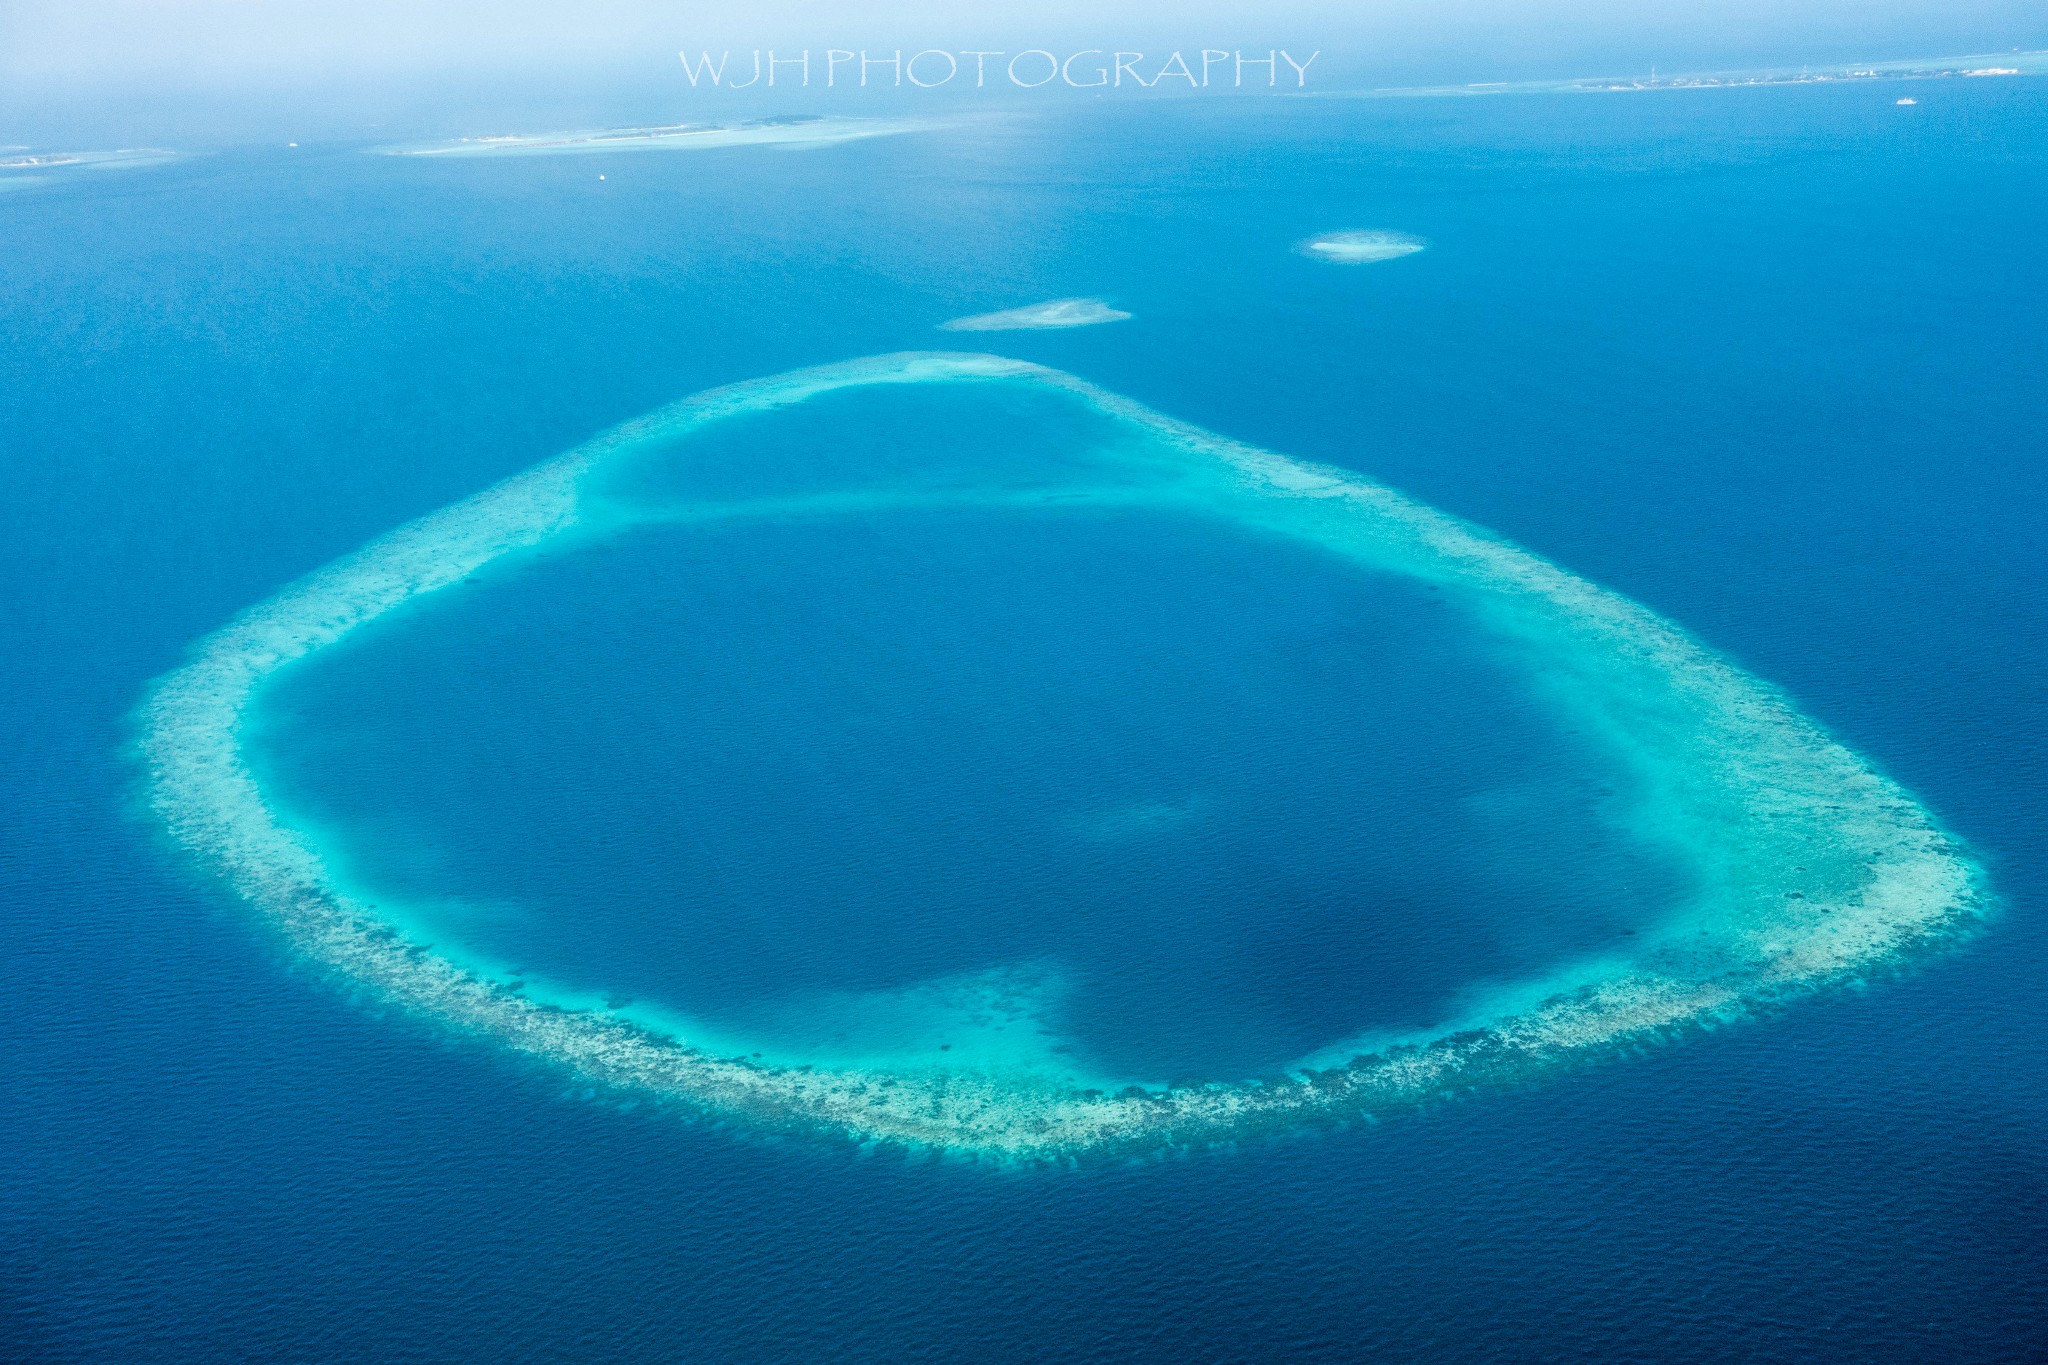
{"left": 140, "top": 352, "right": 1984, "bottom": 1161}
{"left": 376, "top": 117, "right": 933, "bottom": 158}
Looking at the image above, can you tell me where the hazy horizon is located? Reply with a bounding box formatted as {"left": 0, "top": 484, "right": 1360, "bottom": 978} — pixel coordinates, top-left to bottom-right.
{"left": 5, "top": 0, "right": 2045, "bottom": 144}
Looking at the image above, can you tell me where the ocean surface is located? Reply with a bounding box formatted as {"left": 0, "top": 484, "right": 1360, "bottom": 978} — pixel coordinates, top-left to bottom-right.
{"left": 4, "top": 79, "right": 2046, "bottom": 1360}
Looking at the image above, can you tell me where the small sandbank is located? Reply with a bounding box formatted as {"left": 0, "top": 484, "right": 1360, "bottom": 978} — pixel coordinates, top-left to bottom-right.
{"left": 939, "top": 298, "right": 1132, "bottom": 331}
{"left": 1296, "top": 230, "right": 1429, "bottom": 264}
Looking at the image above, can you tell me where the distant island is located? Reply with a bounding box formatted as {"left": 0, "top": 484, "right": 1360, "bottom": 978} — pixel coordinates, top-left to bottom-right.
{"left": 0, "top": 147, "right": 177, "bottom": 192}
{"left": 1342, "top": 50, "right": 2046, "bottom": 98}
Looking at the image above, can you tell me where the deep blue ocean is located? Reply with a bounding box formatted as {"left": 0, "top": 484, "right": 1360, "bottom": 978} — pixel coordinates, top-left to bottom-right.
{"left": 5, "top": 79, "right": 2046, "bottom": 1360}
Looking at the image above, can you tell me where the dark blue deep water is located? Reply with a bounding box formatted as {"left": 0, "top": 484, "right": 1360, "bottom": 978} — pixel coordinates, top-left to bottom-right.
{"left": 5, "top": 82, "right": 2046, "bottom": 1360}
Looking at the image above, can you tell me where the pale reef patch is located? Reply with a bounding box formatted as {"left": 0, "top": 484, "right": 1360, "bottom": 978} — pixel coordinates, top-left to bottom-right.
{"left": 1297, "top": 230, "right": 1430, "bottom": 264}
{"left": 939, "top": 299, "right": 1132, "bottom": 332}
{"left": 376, "top": 116, "right": 932, "bottom": 158}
